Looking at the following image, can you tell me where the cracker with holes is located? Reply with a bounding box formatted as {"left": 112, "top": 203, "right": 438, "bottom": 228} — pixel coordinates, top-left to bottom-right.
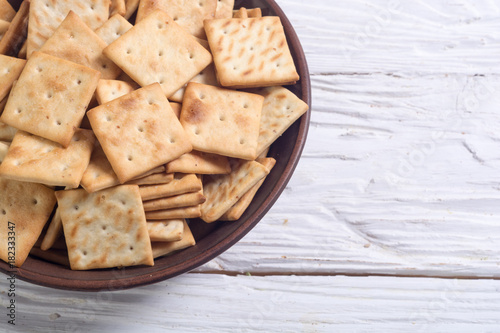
{"left": 55, "top": 185, "right": 154, "bottom": 270}
{"left": 251, "top": 86, "right": 309, "bottom": 156}
{"left": 147, "top": 219, "right": 184, "bottom": 242}
{"left": 95, "top": 14, "right": 133, "bottom": 45}
{"left": 87, "top": 83, "right": 192, "bottom": 183}
{"left": 180, "top": 82, "right": 263, "bottom": 160}
{"left": 0, "top": 129, "right": 95, "bottom": 188}
{"left": 204, "top": 17, "right": 299, "bottom": 88}
{"left": 0, "top": 54, "right": 26, "bottom": 101}
{"left": 220, "top": 156, "right": 275, "bottom": 221}
{"left": 152, "top": 219, "right": 195, "bottom": 258}
{"left": 103, "top": 9, "right": 212, "bottom": 98}
{"left": 0, "top": 51, "right": 100, "bottom": 147}
{"left": 0, "top": 177, "right": 57, "bottom": 267}
{"left": 39, "top": 11, "right": 121, "bottom": 80}
{"left": 166, "top": 150, "right": 231, "bottom": 175}
{"left": 136, "top": 0, "right": 216, "bottom": 39}
{"left": 169, "top": 63, "right": 219, "bottom": 103}
{"left": 95, "top": 79, "right": 135, "bottom": 104}
{"left": 201, "top": 158, "right": 269, "bottom": 222}
{"left": 27, "top": 0, "right": 110, "bottom": 58}
{"left": 139, "top": 173, "right": 201, "bottom": 201}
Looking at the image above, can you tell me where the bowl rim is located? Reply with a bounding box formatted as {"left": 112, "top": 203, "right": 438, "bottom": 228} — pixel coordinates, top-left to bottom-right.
{"left": 0, "top": 0, "right": 312, "bottom": 291}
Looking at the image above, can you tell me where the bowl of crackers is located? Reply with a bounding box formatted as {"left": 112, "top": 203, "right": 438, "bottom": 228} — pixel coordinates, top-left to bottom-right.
{"left": 0, "top": 0, "right": 310, "bottom": 290}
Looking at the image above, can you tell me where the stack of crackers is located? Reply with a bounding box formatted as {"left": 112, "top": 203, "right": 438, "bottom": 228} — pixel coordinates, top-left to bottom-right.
{"left": 0, "top": 0, "right": 308, "bottom": 271}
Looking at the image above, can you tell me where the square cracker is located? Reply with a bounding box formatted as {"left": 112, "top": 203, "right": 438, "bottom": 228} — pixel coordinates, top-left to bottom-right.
{"left": 27, "top": 0, "right": 110, "bottom": 58}
{"left": 95, "top": 14, "right": 133, "bottom": 45}
{"left": 215, "top": 0, "right": 234, "bottom": 19}
{"left": 0, "top": 129, "right": 96, "bottom": 188}
{"left": 143, "top": 190, "right": 206, "bottom": 211}
{"left": 204, "top": 17, "right": 299, "bottom": 88}
{"left": 169, "top": 63, "right": 219, "bottom": 103}
{"left": 136, "top": 0, "right": 216, "bottom": 39}
{"left": 139, "top": 173, "right": 201, "bottom": 201}
{"left": 87, "top": 83, "right": 192, "bottom": 183}
{"left": 201, "top": 159, "right": 269, "bottom": 222}
{"left": 0, "top": 178, "right": 57, "bottom": 267}
{"left": 145, "top": 205, "right": 201, "bottom": 220}
{"left": 103, "top": 9, "right": 212, "bottom": 98}
{"left": 0, "top": 51, "right": 101, "bottom": 147}
{"left": 251, "top": 86, "right": 309, "bottom": 156}
{"left": 0, "top": 54, "right": 26, "bottom": 101}
{"left": 220, "top": 157, "right": 275, "bottom": 221}
{"left": 56, "top": 185, "right": 154, "bottom": 270}
{"left": 151, "top": 220, "right": 195, "bottom": 258}
{"left": 147, "top": 219, "right": 184, "bottom": 242}
{"left": 0, "top": 0, "right": 16, "bottom": 22}
{"left": 95, "top": 79, "right": 135, "bottom": 104}
{"left": 0, "top": 0, "right": 29, "bottom": 57}
{"left": 180, "top": 82, "right": 263, "bottom": 160}
{"left": 39, "top": 11, "right": 121, "bottom": 80}
{"left": 165, "top": 150, "right": 231, "bottom": 175}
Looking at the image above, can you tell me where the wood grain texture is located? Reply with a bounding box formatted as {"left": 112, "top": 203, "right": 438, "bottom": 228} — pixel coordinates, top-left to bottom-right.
{"left": 3, "top": 274, "right": 500, "bottom": 332}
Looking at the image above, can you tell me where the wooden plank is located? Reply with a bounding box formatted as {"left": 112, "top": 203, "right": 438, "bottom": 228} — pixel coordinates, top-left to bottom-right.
{"left": 4, "top": 274, "right": 500, "bottom": 332}
{"left": 278, "top": 0, "right": 500, "bottom": 75}
{"left": 197, "top": 74, "right": 500, "bottom": 277}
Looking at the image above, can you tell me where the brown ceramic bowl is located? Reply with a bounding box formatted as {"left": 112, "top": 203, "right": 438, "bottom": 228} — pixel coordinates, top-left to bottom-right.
{"left": 1, "top": 0, "right": 311, "bottom": 291}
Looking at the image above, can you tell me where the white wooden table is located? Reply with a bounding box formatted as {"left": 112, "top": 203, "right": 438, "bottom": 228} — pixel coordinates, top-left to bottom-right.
{"left": 3, "top": 1, "right": 500, "bottom": 331}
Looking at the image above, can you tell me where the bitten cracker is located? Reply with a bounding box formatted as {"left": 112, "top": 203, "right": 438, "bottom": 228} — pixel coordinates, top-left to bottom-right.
{"left": 201, "top": 159, "right": 269, "bottom": 222}
{"left": 39, "top": 11, "right": 121, "bottom": 80}
{"left": 143, "top": 190, "right": 206, "bottom": 211}
{"left": 136, "top": 0, "right": 217, "bottom": 39}
{"left": 0, "top": 54, "right": 26, "bottom": 101}
{"left": 95, "top": 79, "right": 135, "bottom": 104}
{"left": 251, "top": 86, "right": 309, "bottom": 156}
{"left": 87, "top": 83, "right": 192, "bottom": 182}
{"left": 103, "top": 9, "right": 212, "bottom": 97}
{"left": 165, "top": 151, "right": 231, "bottom": 175}
{"left": 0, "top": 130, "right": 96, "bottom": 188}
{"left": 139, "top": 173, "right": 201, "bottom": 201}
{"left": 0, "top": 178, "right": 57, "bottom": 267}
{"left": 220, "top": 157, "right": 275, "bottom": 220}
{"left": 151, "top": 220, "right": 195, "bottom": 258}
{"left": 56, "top": 185, "right": 154, "bottom": 270}
{"left": 204, "top": 17, "right": 299, "bottom": 88}
{"left": 147, "top": 219, "right": 184, "bottom": 242}
{"left": 27, "top": 0, "right": 110, "bottom": 58}
{"left": 95, "top": 14, "right": 133, "bottom": 45}
{"left": 180, "top": 82, "right": 263, "bottom": 160}
{"left": 0, "top": 51, "right": 101, "bottom": 147}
